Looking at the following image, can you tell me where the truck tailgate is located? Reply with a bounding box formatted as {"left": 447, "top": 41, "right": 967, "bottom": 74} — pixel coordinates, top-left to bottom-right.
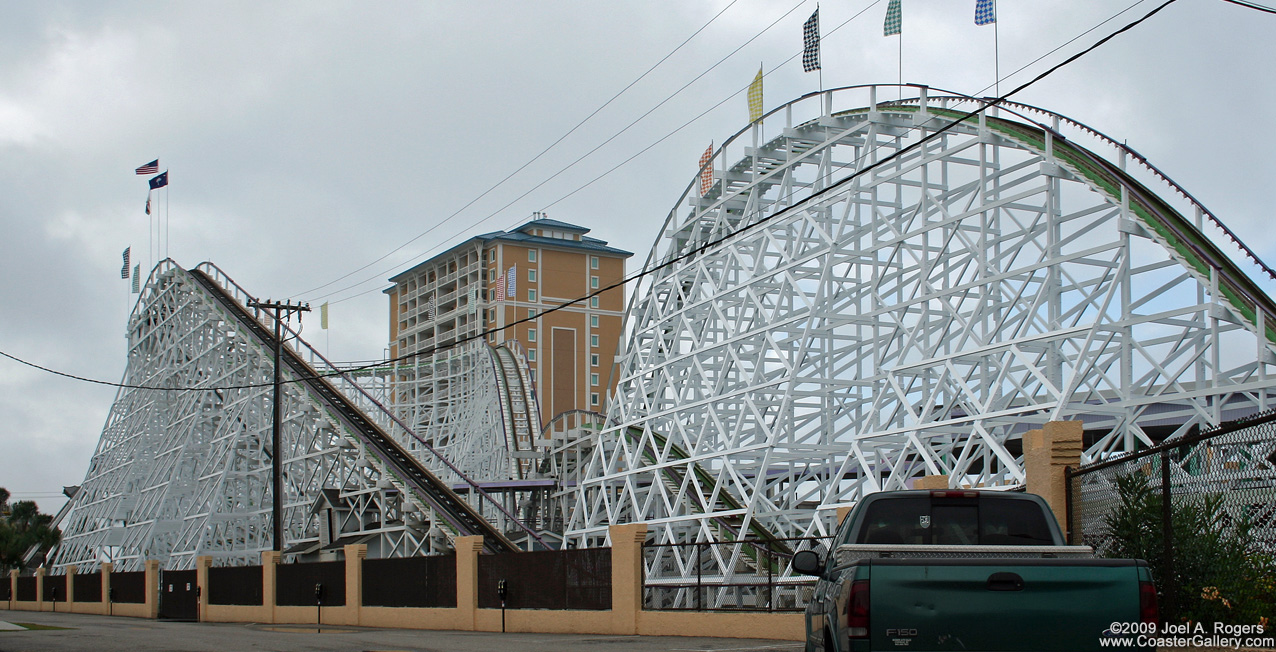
{"left": 867, "top": 558, "right": 1143, "bottom": 651}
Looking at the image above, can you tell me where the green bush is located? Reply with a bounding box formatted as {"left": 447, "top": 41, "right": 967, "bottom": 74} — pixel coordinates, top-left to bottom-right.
{"left": 1102, "top": 470, "right": 1275, "bottom": 626}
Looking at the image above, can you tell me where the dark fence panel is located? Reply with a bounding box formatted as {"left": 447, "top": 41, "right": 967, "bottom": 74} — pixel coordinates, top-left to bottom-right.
{"left": 74, "top": 572, "right": 102, "bottom": 602}
{"left": 643, "top": 536, "right": 829, "bottom": 612}
{"left": 16, "top": 576, "right": 36, "bottom": 601}
{"left": 362, "top": 555, "right": 457, "bottom": 608}
{"left": 478, "top": 548, "right": 611, "bottom": 610}
{"left": 208, "top": 565, "right": 263, "bottom": 606}
{"left": 0, "top": 577, "right": 9, "bottom": 601}
{"left": 110, "top": 571, "right": 147, "bottom": 604}
{"left": 1068, "top": 409, "right": 1276, "bottom": 626}
{"left": 276, "top": 561, "right": 345, "bottom": 606}
{"left": 42, "top": 574, "right": 66, "bottom": 603}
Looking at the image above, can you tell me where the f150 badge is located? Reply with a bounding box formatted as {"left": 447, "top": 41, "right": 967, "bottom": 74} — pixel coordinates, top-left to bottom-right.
{"left": 887, "top": 628, "right": 918, "bottom": 646}
{"left": 919, "top": 515, "right": 930, "bottom": 528}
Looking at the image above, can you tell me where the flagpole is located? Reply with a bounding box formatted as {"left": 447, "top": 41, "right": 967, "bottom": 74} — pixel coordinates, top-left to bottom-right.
{"left": 165, "top": 179, "right": 170, "bottom": 261}
{"left": 898, "top": 33, "right": 903, "bottom": 100}
{"left": 994, "top": 10, "right": 1000, "bottom": 97}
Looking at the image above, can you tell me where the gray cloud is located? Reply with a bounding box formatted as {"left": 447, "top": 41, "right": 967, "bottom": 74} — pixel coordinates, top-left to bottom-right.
{"left": 2, "top": 0, "right": 1273, "bottom": 513}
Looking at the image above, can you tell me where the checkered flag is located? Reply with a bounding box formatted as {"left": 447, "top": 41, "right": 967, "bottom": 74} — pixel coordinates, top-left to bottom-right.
{"left": 747, "top": 67, "right": 763, "bottom": 122}
{"left": 975, "top": 0, "right": 995, "bottom": 25}
{"left": 699, "top": 143, "right": 714, "bottom": 197}
{"left": 884, "top": 0, "right": 901, "bottom": 36}
{"left": 802, "top": 9, "right": 820, "bottom": 72}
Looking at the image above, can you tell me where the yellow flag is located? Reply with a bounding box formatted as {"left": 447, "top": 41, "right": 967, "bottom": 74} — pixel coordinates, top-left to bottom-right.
{"left": 320, "top": 302, "right": 329, "bottom": 329}
{"left": 748, "top": 66, "right": 763, "bottom": 122}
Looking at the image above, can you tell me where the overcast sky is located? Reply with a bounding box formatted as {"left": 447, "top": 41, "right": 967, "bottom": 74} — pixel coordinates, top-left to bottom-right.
{"left": 2, "top": 0, "right": 1273, "bottom": 513}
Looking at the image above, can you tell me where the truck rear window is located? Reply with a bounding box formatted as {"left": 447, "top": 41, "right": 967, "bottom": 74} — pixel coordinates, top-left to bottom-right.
{"left": 853, "top": 496, "right": 1054, "bottom": 546}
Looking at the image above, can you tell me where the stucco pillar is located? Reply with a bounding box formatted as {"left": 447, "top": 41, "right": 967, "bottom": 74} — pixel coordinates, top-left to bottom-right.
{"left": 454, "top": 536, "right": 484, "bottom": 631}
{"left": 344, "top": 544, "right": 367, "bottom": 626}
{"left": 65, "top": 565, "right": 77, "bottom": 611}
{"left": 7, "top": 569, "right": 16, "bottom": 609}
{"left": 100, "top": 563, "right": 113, "bottom": 612}
{"left": 143, "top": 560, "right": 160, "bottom": 619}
{"left": 835, "top": 505, "right": 853, "bottom": 527}
{"left": 1025, "top": 420, "right": 1083, "bottom": 529}
{"left": 609, "top": 523, "right": 647, "bottom": 635}
{"left": 261, "top": 550, "right": 280, "bottom": 623}
{"left": 196, "top": 556, "right": 212, "bottom": 621}
{"left": 915, "top": 474, "right": 950, "bottom": 490}
{"left": 35, "top": 566, "right": 46, "bottom": 611}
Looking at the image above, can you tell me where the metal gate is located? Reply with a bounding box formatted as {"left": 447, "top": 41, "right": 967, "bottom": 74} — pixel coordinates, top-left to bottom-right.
{"left": 158, "top": 569, "right": 198, "bottom": 621}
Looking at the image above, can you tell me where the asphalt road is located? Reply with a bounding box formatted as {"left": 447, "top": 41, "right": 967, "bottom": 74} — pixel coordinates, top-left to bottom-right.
{"left": 0, "top": 611, "right": 805, "bottom": 652}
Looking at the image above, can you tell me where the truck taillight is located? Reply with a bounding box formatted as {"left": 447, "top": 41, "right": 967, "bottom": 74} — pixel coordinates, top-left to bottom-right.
{"left": 846, "top": 579, "right": 870, "bottom": 638}
{"left": 1139, "top": 580, "right": 1159, "bottom": 625}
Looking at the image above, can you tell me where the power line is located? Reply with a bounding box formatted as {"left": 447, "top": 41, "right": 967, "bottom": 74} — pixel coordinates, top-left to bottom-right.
{"left": 308, "top": 0, "right": 813, "bottom": 307}
{"left": 1221, "top": 0, "right": 1276, "bottom": 14}
{"left": 292, "top": 0, "right": 749, "bottom": 300}
{"left": 316, "top": 0, "right": 1142, "bottom": 309}
{"left": 0, "top": 0, "right": 1183, "bottom": 394}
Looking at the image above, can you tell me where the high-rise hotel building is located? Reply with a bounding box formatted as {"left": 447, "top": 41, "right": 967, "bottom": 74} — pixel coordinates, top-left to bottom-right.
{"left": 386, "top": 217, "right": 632, "bottom": 427}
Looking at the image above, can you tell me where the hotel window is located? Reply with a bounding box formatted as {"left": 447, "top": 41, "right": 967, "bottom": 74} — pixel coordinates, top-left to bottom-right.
{"left": 528, "top": 269, "right": 536, "bottom": 282}
{"left": 590, "top": 315, "right": 599, "bottom": 328}
{"left": 591, "top": 373, "right": 599, "bottom": 386}
{"left": 591, "top": 392, "right": 599, "bottom": 406}
{"left": 590, "top": 276, "right": 599, "bottom": 289}
{"left": 490, "top": 270, "right": 496, "bottom": 282}
{"left": 590, "top": 296, "right": 599, "bottom": 309}
{"left": 529, "top": 249, "right": 537, "bottom": 262}
{"left": 591, "top": 354, "right": 599, "bottom": 367}
{"left": 591, "top": 334, "right": 599, "bottom": 348}
{"left": 528, "top": 309, "right": 536, "bottom": 319}
{"left": 528, "top": 349, "right": 536, "bottom": 362}
{"left": 528, "top": 289, "right": 537, "bottom": 302}
{"left": 590, "top": 256, "right": 599, "bottom": 270}
{"left": 528, "top": 328, "right": 536, "bottom": 342}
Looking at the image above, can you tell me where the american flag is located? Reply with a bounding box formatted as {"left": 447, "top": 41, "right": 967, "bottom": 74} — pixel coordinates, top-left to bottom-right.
{"left": 974, "top": 0, "right": 995, "bottom": 25}
{"left": 495, "top": 274, "right": 506, "bottom": 301}
{"left": 699, "top": 144, "right": 714, "bottom": 197}
{"left": 802, "top": 9, "right": 820, "bottom": 73}
{"left": 121, "top": 247, "right": 131, "bottom": 279}
{"left": 506, "top": 265, "right": 517, "bottom": 299}
{"left": 135, "top": 159, "right": 159, "bottom": 175}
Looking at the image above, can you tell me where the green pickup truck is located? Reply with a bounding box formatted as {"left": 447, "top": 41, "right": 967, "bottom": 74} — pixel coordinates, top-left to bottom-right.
{"left": 793, "top": 490, "right": 1157, "bottom": 652}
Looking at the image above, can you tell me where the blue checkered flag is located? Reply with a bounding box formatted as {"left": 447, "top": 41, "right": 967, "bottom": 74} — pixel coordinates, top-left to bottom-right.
{"left": 884, "top": 0, "right": 901, "bottom": 36}
{"left": 802, "top": 9, "right": 820, "bottom": 72}
{"left": 975, "top": 0, "right": 995, "bottom": 25}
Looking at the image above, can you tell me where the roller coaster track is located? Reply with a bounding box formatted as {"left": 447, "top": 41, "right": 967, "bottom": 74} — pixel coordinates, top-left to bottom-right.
{"left": 491, "top": 344, "right": 540, "bottom": 479}
{"left": 188, "top": 266, "right": 523, "bottom": 554}
{"left": 862, "top": 98, "right": 1276, "bottom": 344}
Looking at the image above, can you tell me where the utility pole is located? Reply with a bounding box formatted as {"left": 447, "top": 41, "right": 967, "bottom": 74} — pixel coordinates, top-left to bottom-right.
{"left": 247, "top": 298, "right": 310, "bottom": 552}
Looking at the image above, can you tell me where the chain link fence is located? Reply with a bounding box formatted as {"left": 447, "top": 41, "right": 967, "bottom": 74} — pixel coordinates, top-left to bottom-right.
{"left": 1067, "top": 410, "right": 1276, "bottom": 626}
